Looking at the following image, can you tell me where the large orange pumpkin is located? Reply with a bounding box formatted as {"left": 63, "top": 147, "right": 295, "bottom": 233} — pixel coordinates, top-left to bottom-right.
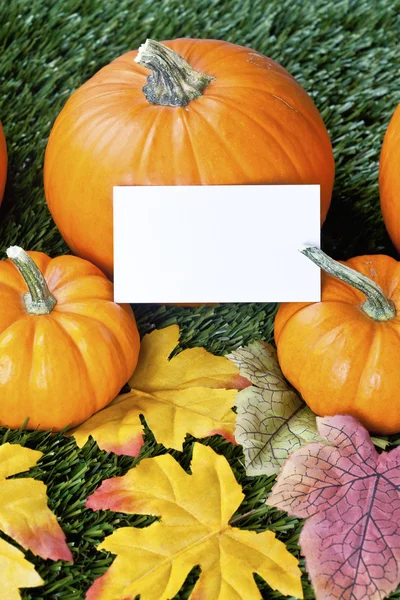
{"left": 275, "top": 246, "right": 400, "bottom": 435}
{"left": 0, "top": 121, "right": 7, "bottom": 205}
{"left": 0, "top": 246, "right": 140, "bottom": 430}
{"left": 380, "top": 104, "right": 400, "bottom": 251}
{"left": 44, "top": 38, "right": 335, "bottom": 279}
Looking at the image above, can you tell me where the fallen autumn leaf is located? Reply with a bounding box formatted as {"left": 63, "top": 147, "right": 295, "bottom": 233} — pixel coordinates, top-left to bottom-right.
{"left": 268, "top": 415, "right": 400, "bottom": 600}
{"left": 228, "top": 341, "right": 320, "bottom": 476}
{"left": 1, "top": 537, "right": 43, "bottom": 600}
{"left": 0, "top": 442, "right": 73, "bottom": 599}
{"left": 85, "top": 442, "right": 303, "bottom": 600}
{"left": 71, "top": 325, "right": 248, "bottom": 456}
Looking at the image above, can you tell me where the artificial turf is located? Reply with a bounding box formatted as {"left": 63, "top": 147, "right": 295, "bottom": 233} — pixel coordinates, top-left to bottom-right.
{"left": 0, "top": 0, "right": 399, "bottom": 598}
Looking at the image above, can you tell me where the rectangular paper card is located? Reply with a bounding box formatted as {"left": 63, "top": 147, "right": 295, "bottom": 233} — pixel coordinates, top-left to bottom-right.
{"left": 113, "top": 185, "right": 321, "bottom": 303}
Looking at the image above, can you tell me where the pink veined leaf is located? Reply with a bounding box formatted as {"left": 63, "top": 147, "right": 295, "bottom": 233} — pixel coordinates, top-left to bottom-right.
{"left": 267, "top": 415, "right": 400, "bottom": 600}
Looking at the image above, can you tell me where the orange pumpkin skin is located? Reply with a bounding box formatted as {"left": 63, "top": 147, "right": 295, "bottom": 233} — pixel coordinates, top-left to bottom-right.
{"left": 274, "top": 254, "right": 400, "bottom": 435}
{"left": 0, "top": 251, "right": 140, "bottom": 430}
{"left": 0, "top": 121, "right": 7, "bottom": 205}
{"left": 44, "top": 38, "right": 335, "bottom": 279}
{"left": 380, "top": 104, "right": 400, "bottom": 252}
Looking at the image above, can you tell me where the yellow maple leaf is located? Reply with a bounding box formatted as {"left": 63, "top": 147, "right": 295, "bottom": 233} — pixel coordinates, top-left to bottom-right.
{"left": 85, "top": 443, "right": 303, "bottom": 600}
{"left": 71, "top": 325, "right": 248, "bottom": 455}
{"left": 0, "top": 442, "right": 73, "bottom": 599}
{"left": 1, "top": 538, "right": 43, "bottom": 600}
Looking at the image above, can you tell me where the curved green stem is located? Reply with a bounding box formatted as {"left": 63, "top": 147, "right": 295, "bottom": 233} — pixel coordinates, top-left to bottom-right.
{"left": 7, "top": 246, "right": 56, "bottom": 315}
{"left": 135, "top": 39, "right": 214, "bottom": 107}
{"left": 300, "top": 245, "right": 396, "bottom": 321}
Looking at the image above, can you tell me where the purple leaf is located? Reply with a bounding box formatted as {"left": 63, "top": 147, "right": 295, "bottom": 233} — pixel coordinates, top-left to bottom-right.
{"left": 267, "top": 415, "right": 400, "bottom": 600}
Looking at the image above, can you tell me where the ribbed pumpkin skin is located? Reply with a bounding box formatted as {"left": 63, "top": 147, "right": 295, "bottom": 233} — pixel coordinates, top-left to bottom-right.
{"left": 274, "top": 255, "right": 400, "bottom": 435}
{"left": 0, "top": 121, "right": 7, "bottom": 205}
{"left": 44, "top": 38, "right": 335, "bottom": 279}
{"left": 380, "top": 104, "right": 400, "bottom": 251}
{"left": 0, "top": 252, "right": 140, "bottom": 430}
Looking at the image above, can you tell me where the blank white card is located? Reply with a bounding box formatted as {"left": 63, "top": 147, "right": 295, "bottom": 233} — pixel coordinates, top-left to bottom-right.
{"left": 113, "top": 185, "right": 321, "bottom": 303}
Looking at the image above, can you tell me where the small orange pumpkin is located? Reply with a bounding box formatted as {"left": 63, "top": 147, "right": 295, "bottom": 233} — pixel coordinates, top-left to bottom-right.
{"left": 0, "top": 121, "right": 7, "bottom": 205}
{"left": 44, "top": 38, "right": 334, "bottom": 280}
{"left": 0, "top": 246, "right": 140, "bottom": 430}
{"left": 380, "top": 104, "right": 400, "bottom": 252}
{"left": 275, "top": 246, "right": 400, "bottom": 435}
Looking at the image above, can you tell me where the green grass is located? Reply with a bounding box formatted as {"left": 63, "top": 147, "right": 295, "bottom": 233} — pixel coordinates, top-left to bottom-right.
{"left": 0, "top": 0, "right": 399, "bottom": 598}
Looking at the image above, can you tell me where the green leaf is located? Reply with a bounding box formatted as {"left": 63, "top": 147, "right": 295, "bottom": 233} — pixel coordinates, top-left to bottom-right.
{"left": 228, "top": 341, "right": 321, "bottom": 476}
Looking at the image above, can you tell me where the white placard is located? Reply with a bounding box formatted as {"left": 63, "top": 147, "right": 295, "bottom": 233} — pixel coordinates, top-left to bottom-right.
{"left": 113, "top": 185, "right": 321, "bottom": 303}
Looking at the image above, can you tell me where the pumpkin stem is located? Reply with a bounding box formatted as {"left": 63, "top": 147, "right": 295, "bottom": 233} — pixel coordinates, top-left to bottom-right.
{"left": 135, "top": 39, "right": 215, "bottom": 107}
{"left": 300, "top": 245, "right": 396, "bottom": 321}
{"left": 6, "top": 246, "right": 57, "bottom": 315}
